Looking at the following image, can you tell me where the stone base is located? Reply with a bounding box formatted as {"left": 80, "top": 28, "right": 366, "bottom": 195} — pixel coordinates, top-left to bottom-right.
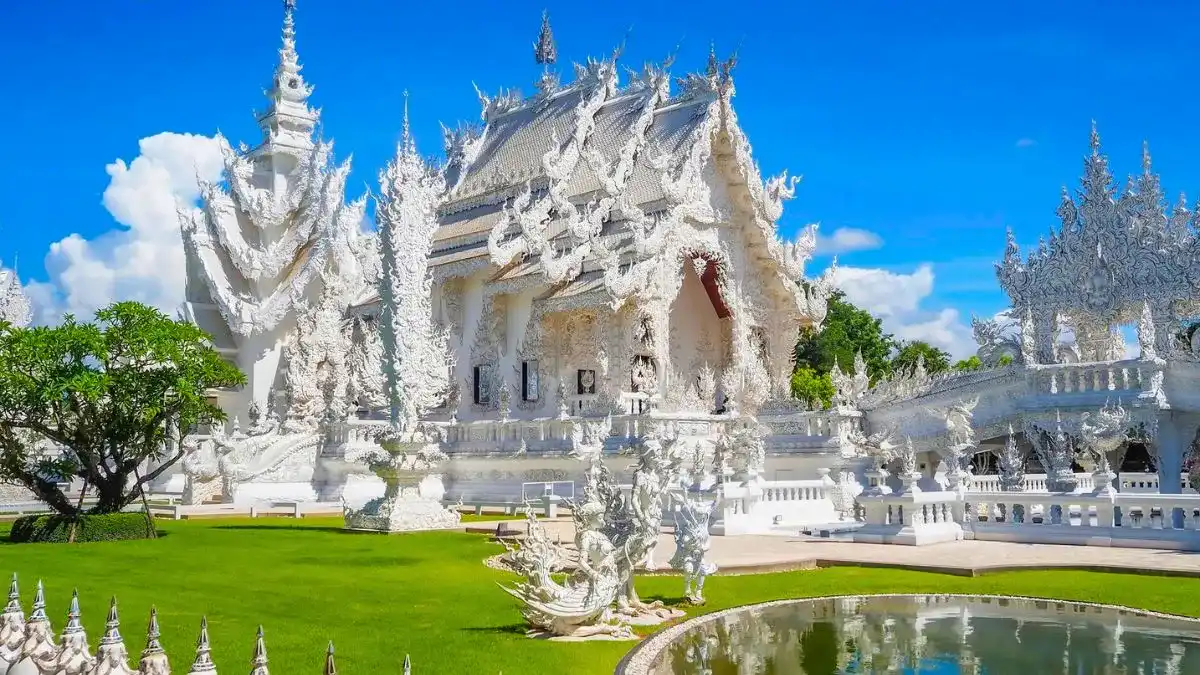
{"left": 343, "top": 495, "right": 462, "bottom": 533}
{"left": 229, "top": 481, "right": 318, "bottom": 505}
{"left": 853, "top": 522, "right": 964, "bottom": 546}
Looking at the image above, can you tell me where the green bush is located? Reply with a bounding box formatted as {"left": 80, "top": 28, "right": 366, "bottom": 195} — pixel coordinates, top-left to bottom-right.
{"left": 8, "top": 512, "right": 156, "bottom": 543}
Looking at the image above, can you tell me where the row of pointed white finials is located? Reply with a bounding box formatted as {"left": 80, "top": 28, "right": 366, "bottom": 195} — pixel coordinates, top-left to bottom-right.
{"left": 0, "top": 574, "right": 413, "bottom": 674}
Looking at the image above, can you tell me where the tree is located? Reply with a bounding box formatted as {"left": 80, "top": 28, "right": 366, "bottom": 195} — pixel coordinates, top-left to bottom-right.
{"left": 790, "top": 366, "right": 835, "bottom": 409}
{"left": 953, "top": 355, "right": 984, "bottom": 371}
{"left": 794, "top": 291, "right": 896, "bottom": 385}
{"left": 0, "top": 302, "right": 244, "bottom": 517}
{"left": 891, "top": 340, "right": 951, "bottom": 376}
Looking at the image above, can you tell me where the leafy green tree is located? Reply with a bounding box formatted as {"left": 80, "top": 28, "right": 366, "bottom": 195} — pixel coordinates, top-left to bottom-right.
{"left": 790, "top": 366, "right": 835, "bottom": 409}
{"left": 996, "top": 354, "right": 1014, "bottom": 367}
{"left": 0, "top": 302, "right": 245, "bottom": 517}
{"left": 794, "top": 291, "right": 896, "bottom": 385}
{"left": 953, "top": 355, "right": 984, "bottom": 371}
{"left": 891, "top": 340, "right": 951, "bottom": 376}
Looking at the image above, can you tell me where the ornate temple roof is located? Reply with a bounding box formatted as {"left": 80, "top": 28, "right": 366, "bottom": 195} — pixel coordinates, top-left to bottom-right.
{"left": 996, "top": 123, "right": 1200, "bottom": 325}
{"left": 0, "top": 264, "right": 31, "bottom": 327}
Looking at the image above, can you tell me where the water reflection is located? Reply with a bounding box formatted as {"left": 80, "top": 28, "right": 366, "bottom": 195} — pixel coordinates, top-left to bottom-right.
{"left": 648, "top": 595, "right": 1200, "bottom": 674}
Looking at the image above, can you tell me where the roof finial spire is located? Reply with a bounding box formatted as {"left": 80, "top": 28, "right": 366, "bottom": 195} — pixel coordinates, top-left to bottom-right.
{"left": 138, "top": 607, "right": 170, "bottom": 674}
{"left": 63, "top": 588, "right": 84, "bottom": 635}
{"left": 1142, "top": 139, "right": 1153, "bottom": 174}
{"left": 534, "top": 11, "right": 557, "bottom": 69}
{"left": 706, "top": 42, "right": 719, "bottom": 80}
{"left": 401, "top": 89, "right": 414, "bottom": 155}
{"left": 98, "top": 597, "right": 122, "bottom": 647}
{"left": 1089, "top": 120, "right": 1101, "bottom": 155}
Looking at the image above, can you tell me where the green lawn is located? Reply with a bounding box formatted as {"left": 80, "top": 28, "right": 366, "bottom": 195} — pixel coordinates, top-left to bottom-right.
{"left": 3, "top": 518, "right": 1200, "bottom": 674}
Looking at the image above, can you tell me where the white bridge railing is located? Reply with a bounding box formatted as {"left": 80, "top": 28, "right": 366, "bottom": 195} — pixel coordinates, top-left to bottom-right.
{"left": 858, "top": 488, "right": 1200, "bottom": 550}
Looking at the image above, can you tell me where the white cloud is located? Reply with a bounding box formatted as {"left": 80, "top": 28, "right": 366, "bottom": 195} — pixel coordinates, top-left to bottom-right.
{"left": 815, "top": 227, "right": 883, "bottom": 256}
{"left": 1016, "top": 138, "right": 1037, "bottom": 148}
{"left": 26, "top": 132, "right": 224, "bottom": 324}
{"left": 831, "top": 264, "right": 977, "bottom": 359}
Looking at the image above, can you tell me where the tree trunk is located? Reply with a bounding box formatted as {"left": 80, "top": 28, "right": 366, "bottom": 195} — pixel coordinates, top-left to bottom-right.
{"left": 132, "top": 466, "right": 158, "bottom": 539}
{"left": 67, "top": 480, "right": 89, "bottom": 544}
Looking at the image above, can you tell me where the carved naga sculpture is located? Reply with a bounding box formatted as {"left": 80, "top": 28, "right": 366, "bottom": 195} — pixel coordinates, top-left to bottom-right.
{"left": 499, "top": 502, "right": 633, "bottom": 639}
{"left": 669, "top": 495, "right": 719, "bottom": 604}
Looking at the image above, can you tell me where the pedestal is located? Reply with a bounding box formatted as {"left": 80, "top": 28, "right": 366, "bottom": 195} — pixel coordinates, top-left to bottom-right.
{"left": 342, "top": 432, "right": 461, "bottom": 533}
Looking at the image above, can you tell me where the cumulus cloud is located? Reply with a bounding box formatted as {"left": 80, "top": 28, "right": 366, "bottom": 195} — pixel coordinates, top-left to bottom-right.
{"left": 25, "top": 132, "right": 224, "bottom": 324}
{"left": 814, "top": 227, "right": 883, "bottom": 256}
{"left": 831, "top": 264, "right": 977, "bottom": 358}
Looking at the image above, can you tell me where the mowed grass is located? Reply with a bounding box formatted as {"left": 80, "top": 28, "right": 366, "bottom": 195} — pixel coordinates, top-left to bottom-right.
{"left": 3, "top": 517, "right": 1200, "bottom": 674}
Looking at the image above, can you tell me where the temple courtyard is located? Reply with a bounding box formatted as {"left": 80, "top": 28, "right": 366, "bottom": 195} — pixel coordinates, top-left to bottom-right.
{"left": 5, "top": 517, "right": 1200, "bottom": 675}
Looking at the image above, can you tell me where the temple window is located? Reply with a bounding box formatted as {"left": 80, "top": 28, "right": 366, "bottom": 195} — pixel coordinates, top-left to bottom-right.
{"left": 473, "top": 364, "right": 493, "bottom": 405}
{"left": 577, "top": 369, "right": 597, "bottom": 395}
{"left": 521, "top": 360, "right": 540, "bottom": 402}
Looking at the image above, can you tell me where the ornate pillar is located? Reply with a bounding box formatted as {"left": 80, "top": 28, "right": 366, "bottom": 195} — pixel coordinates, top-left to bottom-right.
{"left": 1033, "top": 307, "right": 1056, "bottom": 365}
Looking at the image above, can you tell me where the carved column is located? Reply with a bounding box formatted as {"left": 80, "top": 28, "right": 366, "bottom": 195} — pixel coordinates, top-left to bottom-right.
{"left": 1033, "top": 308, "right": 1056, "bottom": 365}
{"left": 1150, "top": 412, "right": 1195, "bottom": 528}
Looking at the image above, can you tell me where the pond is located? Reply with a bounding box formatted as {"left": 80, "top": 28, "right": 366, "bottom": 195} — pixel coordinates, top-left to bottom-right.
{"left": 633, "top": 595, "right": 1200, "bottom": 674}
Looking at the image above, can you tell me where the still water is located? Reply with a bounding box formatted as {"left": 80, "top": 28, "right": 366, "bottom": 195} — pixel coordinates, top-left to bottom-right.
{"left": 645, "top": 595, "right": 1200, "bottom": 674}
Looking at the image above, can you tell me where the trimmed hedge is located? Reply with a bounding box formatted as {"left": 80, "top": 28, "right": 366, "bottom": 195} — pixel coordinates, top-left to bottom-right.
{"left": 8, "top": 512, "right": 156, "bottom": 543}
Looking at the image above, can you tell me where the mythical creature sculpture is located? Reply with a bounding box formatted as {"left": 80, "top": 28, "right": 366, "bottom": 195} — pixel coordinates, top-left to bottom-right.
{"left": 830, "top": 352, "right": 870, "bottom": 410}
{"left": 933, "top": 399, "right": 978, "bottom": 491}
{"left": 500, "top": 502, "right": 633, "bottom": 639}
{"left": 1024, "top": 413, "right": 1081, "bottom": 493}
{"left": 971, "top": 314, "right": 1022, "bottom": 367}
{"left": 669, "top": 495, "right": 718, "bottom": 604}
{"left": 716, "top": 419, "right": 768, "bottom": 485}
{"left": 624, "top": 430, "right": 682, "bottom": 571}
{"left": 997, "top": 426, "right": 1026, "bottom": 492}
{"left": 1080, "top": 400, "right": 1131, "bottom": 488}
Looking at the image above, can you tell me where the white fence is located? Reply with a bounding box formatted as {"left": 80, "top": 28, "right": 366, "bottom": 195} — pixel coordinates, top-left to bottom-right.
{"left": 716, "top": 476, "right": 841, "bottom": 535}
{"left": 0, "top": 576, "right": 414, "bottom": 674}
{"left": 857, "top": 488, "right": 1200, "bottom": 550}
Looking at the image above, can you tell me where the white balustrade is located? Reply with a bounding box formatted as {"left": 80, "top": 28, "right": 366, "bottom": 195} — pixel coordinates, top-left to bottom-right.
{"left": 1030, "top": 359, "right": 1162, "bottom": 398}
{"left": 717, "top": 477, "right": 841, "bottom": 535}
{"left": 858, "top": 488, "right": 1200, "bottom": 550}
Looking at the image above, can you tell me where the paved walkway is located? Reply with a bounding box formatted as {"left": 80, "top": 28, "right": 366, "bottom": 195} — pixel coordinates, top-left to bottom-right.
{"left": 478, "top": 519, "right": 1200, "bottom": 577}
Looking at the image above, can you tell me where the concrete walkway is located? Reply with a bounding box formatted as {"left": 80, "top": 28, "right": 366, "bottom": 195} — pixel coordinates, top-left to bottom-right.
{"left": 481, "top": 519, "right": 1200, "bottom": 577}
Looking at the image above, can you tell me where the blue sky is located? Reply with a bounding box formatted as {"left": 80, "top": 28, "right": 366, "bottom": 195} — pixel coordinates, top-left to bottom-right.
{"left": 2, "top": 0, "right": 1197, "bottom": 355}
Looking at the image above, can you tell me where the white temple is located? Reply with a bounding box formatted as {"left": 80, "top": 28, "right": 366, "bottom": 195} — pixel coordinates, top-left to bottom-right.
{"left": 173, "top": 2, "right": 1200, "bottom": 545}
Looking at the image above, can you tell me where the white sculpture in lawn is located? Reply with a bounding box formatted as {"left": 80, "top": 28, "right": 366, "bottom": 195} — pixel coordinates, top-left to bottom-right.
{"left": 342, "top": 96, "right": 459, "bottom": 533}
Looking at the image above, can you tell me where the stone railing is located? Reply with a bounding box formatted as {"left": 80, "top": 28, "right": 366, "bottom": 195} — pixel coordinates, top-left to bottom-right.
{"left": 857, "top": 489, "right": 1200, "bottom": 550}
{"left": 1119, "top": 472, "right": 1194, "bottom": 494}
{"left": 715, "top": 474, "right": 841, "bottom": 535}
{"left": 0, "top": 576, "right": 416, "bottom": 673}
{"left": 1026, "top": 359, "right": 1164, "bottom": 399}
{"left": 967, "top": 473, "right": 1095, "bottom": 493}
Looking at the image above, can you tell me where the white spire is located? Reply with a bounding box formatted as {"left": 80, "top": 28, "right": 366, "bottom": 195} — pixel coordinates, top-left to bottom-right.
{"left": 254, "top": 0, "right": 318, "bottom": 155}
{"left": 187, "top": 617, "right": 217, "bottom": 674}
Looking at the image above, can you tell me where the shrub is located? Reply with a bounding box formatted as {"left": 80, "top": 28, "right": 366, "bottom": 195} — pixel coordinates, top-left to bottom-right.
{"left": 8, "top": 512, "right": 156, "bottom": 543}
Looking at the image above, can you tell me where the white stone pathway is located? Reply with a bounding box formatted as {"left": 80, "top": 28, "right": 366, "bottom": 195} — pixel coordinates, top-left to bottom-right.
{"left": 480, "top": 519, "right": 1200, "bottom": 576}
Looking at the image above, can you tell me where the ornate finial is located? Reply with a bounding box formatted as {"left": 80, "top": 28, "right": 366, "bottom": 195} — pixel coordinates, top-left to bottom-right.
{"left": 284, "top": 0, "right": 296, "bottom": 9}
{"left": 534, "top": 11, "right": 557, "bottom": 68}
{"left": 402, "top": 654, "right": 412, "bottom": 675}
{"left": 1142, "top": 140, "right": 1152, "bottom": 174}
{"left": 99, "top": 597, "right": 122, "bottom": 646}
{"left": 1089, "top": 120, "right": 1101, "bottom": 154}
{"left": 250, "top": 626, "right": 269, "bottom": 675}
{"left": 706, "top": 43, "right": 719, "bottom": 80}
{"left": 188, "top": 617, "right": 216, "bottom": 673}
{"left": 63, "top": 588, "right": 84, "bottom": 635}
{"left": 143, "top": 607, "right": 164, "bottom": 655}
{"left": 3, "top": 573, "right": 18, "bottom": 614}
{"left": 29, "top": 579, "right": 48, "bottom": 622}
{"left": 323, "top": 642, "right": 337, "bottom": 675}
{"left": 401, "top": 90, "right": 414, "bottom": 155}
